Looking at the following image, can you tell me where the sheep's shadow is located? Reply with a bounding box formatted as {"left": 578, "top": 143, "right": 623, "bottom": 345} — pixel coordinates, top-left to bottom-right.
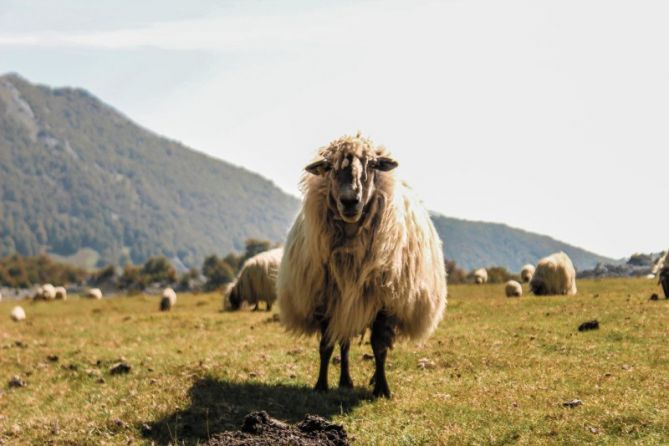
{"left": 141, "top": 377, "right": 368, "bottom": 445}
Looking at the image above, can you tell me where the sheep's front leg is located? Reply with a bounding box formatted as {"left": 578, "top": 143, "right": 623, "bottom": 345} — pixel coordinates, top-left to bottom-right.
{"left": 314, "top": 323, "right": 334, "bottom": 392}
{"left": 339, "top": 340, "right": 353, "bottom": 389}
{"left": 371, "top": 311, "right": 396, "bottom": 398}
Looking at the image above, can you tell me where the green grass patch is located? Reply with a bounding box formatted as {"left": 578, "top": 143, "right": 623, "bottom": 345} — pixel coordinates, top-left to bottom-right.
{"left": 1, "top": 278, "right": 668, "bottom": 444}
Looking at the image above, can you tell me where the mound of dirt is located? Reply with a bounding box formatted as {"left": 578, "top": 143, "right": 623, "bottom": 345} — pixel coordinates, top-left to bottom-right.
{"left": 205, "top": 411, "right": 350, "bottom": 446}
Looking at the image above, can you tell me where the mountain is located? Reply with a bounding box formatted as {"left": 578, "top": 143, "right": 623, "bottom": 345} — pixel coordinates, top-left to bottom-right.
{"left": 430, "top": 213, "right": 615, "bottom": 272}
{"left": 0, "top": 73, "right": 614, "bottom": 272}
{"left": 0, "top": 73, "right": 299, "bottom": 268}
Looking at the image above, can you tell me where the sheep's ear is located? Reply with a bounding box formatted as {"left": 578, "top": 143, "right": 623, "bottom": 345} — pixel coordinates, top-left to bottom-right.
{"left": 305, "top": 158, "right": 331, "bottom": 176}
{"left": 372, "top": 156, "right": 398, "bottom": 172}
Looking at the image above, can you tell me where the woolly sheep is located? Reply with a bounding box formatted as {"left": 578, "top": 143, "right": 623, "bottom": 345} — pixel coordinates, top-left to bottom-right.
{"left": 278, "top": 134, "right": 447, "bottom": 398}
{"left": 10, "top": 306, "right": 26, "bottom": 322}
{"left": 34, "top": 283, "right": 56, "bottom": 301}
{"left": 474, "top": 268, "right": 488, "bottom": 284}
{"left": 225, "top": 248, "right": 283, "bottom": 311}
{"left": 160, "top": 287, "right": 177, "bottom": 311}
{"left": 86, "top": 288, "right": 103, "bottom": 299}
{"left": 54, "top": 286, "right": 67, "bottom": 300}
{"left": 520, "top": 264, "right": 535, "bottom": 283}
{"left": 0, "top": 291, "right": 2, "bottom": 302}
{"left": 530, "top": 252, "right": 577, "bottom": 296}
{"left": 505, "top": 280, "right": 523, "bottom": 297}
{"left": 658, "top": 250, "right": 669, "bottom": 298}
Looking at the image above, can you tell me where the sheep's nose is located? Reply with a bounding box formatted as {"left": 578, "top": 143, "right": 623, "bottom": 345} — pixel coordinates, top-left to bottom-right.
{"left": 340, "top": 197, "right": 360, "bottom": 209}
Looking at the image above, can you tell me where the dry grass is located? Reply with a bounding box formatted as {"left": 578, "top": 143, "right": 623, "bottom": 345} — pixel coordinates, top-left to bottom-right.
{"left": 1, "top": 278, "right": 668, "bottom": 445}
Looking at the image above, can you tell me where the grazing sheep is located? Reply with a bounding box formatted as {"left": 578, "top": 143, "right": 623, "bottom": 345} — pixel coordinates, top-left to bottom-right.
{"left": 10, "top": 306, "right": 26, "bottom": 322}
{"left": 520, "top": 264, "right": 535, "bottom": 283}
{"left": 34, "top": 283, "right": 56, "bottom": 301}
{"left": 54, "top": 286, "right": 67, "bottom": 300}
{"left": 657, "top": 251, "right": 669, "bottom": 298}
{"left": 86, "top": 288, "right": 103, "bottom": 299}
{"left": 474, "top": 268, "right": 488, "bottom": 284}
{"left": 530, "top": 252, "right": 577, "bottom": 296}
{"left": 226, "top": 248, "right": 283, "bottom": 311}
{"left": 278, "top": 134, "right": 447, "bottom": 398}
{"left": 160, "top": 287, "right": 177, "bottom": 311}
{"left": 0, "top": 291, "right": 2, "bottom": 302}
{"left": 505, "top": 280, "right": 523, "bottom": 297}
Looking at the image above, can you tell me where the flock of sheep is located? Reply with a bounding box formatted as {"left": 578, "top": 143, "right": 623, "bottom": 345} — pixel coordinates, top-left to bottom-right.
{"left": 6, "top": 133, "right": 669, "bottom": 399}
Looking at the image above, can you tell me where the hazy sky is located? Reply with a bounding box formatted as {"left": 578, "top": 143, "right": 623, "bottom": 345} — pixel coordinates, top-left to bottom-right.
{"left": 1, "top": 0, "right": 667, "bottom": 258}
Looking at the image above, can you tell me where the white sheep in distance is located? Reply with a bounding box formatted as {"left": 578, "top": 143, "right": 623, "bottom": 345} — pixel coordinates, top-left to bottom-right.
{"left": 530, "top": 252, "right": 577, "bottom": 296}
{"left": 55, "top": 286, "right": 67, "bottom": 300}
{"left": 225, "top": 248, "right": 283, "bottom": 311}
{"left": 160, "top": 287, "right": 177, "bottom": 311}
{"left": 520, "top": 264, "right": 535, "bottom": 283}
{"left": 278, "top": 133, "right": 447, "bottom": 398}
{"left": 34, "top": 283, "right": 56, "bottom": 301}
{"left": 11, "top": 306, "right": 26, "bottom": 322}
{"left": 505, "top": 280, "right": 523, "bottom": 297}
{"left": 474, "top": 268, "right": 488, "bottom": 284}
{"left": 86, "top": 288, "right": 103, "bottom": 299}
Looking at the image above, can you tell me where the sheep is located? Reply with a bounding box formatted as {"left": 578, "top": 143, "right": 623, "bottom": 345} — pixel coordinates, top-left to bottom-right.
{"left": 86, "top": 288, "right": 103, "bottom": 299}
{"left": 505, "top": 280, "right": 523, "bottom": 297}
{"left": 225, "top": 248, "right": 283, "bottom": 311}
{"left": 657, "top": 251, "right": 669, "bottom": 298}
{"left": 529, "top": 252, "right": 577, "bottom": 296}
{"left": 34, "top": 283, "right": 56, "bottom": 301}
{"left": 54, "top": 286, "right": 67, "bottom": 300}
{"left": 10, "top": 306, "right": 26, "bottom": 322}
{"left": 160, "top": 287, "right": 177, "bottom": 311}
{"left": 520, "top": 264, "right": 535, "bottom": 283}
{"left": 0, "top": 291, "right": 2, "bottom": 302}
{"left": 474, "top": 268, "right": 488, "bottom": 284}
{"left": 278, "top": 133, "right": 447, "bottom": 398}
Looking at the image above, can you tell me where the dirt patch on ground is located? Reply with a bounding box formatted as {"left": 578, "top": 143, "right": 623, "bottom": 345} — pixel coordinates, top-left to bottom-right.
{"left": 205, "top": 411, "right": 350, "bottom": 446}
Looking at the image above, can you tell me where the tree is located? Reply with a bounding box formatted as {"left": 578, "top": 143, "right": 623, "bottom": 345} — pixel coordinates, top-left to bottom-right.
{"left": 242, "top": 239, "right": 272, "bottom": 264}
{"left": 141, "top": 256, "right": 176, "bottom": 284}
{"left": 202, "top": 255, "right": 235, "bottom": 291}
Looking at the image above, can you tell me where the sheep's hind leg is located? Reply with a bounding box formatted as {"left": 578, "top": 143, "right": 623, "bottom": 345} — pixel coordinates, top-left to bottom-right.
{"left": 314, "top": 324, "right": 334, "bottom": 392}
{"left": 339, "top": 340, "right": 353, "bottom": 389}
{"left": 371, "top": 311, "right": 396, "bottom": 399}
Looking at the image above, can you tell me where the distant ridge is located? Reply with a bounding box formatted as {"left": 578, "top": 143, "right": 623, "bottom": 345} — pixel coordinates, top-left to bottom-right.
{"left": 430, "top": 213, "right": 615, "bottom": 271}
{"left": 0, "top": 73, "right": 299, "bottom": 268}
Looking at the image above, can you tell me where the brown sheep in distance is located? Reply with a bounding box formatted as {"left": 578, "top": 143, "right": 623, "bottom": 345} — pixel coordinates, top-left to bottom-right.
{"left": 278, "top": 133, "right": 447, "bottom": 398}
{"left": 530, "top": 252, "right": 577, "bottom": 296}
{"left": 225, "top": 248, "right": 283, "bottom": 311}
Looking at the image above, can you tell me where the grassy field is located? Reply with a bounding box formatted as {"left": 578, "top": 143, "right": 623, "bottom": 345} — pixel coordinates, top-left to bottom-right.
{"left": 1, "top": 278, "right": 668, "bottom": 445}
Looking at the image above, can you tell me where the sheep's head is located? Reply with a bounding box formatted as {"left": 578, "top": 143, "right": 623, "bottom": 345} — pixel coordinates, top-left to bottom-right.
{"left": 305, "top": 134, "right": 398, "bottom": 224}
{"left": 223, "top": 282, "right": 241, "bottom": 311}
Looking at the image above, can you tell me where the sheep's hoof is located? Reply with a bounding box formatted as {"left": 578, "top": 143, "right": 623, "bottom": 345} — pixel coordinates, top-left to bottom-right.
{"left": 373, "top": 382, "right": 391, "bottom": 399}
{"left": 313, "top": 381, "right": 329, "bottom": 393}
{"left": 339, "top": 376, "right": 354, "bottom": 389}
